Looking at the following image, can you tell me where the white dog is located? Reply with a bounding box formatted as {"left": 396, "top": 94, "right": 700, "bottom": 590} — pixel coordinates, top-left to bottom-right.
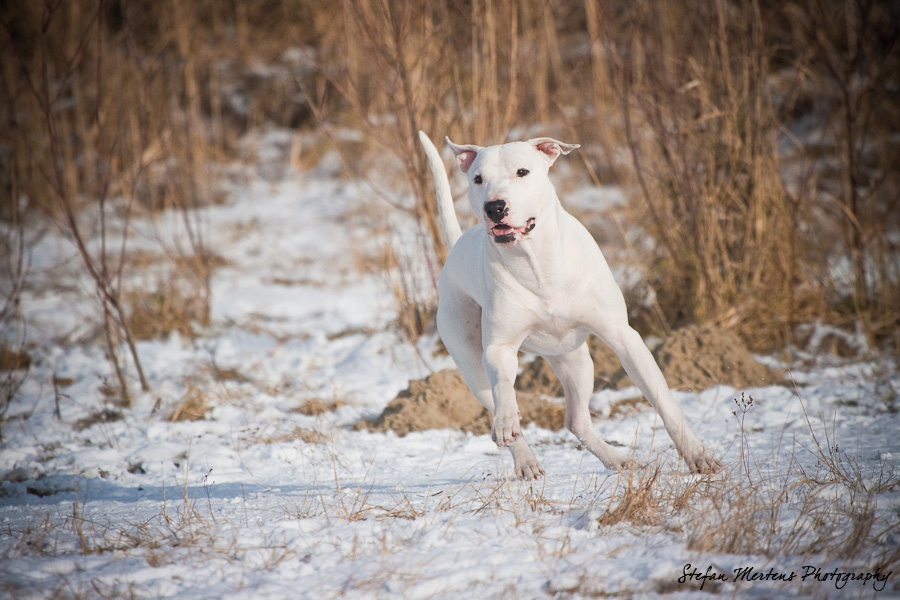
{"left": 418, "top": 131, "right": 719, "bottom": 479}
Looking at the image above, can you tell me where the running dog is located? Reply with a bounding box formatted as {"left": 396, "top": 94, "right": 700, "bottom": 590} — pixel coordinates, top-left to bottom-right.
{"left": 418, "top": 131, "right": 719, "bottom": 479}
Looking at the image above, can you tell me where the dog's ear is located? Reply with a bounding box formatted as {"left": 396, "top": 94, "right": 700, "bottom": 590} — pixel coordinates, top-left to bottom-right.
{"left": 446, "top": 138, "right": 481, "bottom": 173}
{"left": 528, "top": 138, "right": 580, "bottom": 166}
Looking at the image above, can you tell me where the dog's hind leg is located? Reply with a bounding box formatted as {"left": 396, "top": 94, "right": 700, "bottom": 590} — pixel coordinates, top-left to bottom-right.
{"left": 437, "top": 296, "right": 545, "bottom": 480}
{"left": 596, "top": 325, "right": 719, "bottom": 473}
{"left": 547, "top": 343, "right": 633, "bottom": 471}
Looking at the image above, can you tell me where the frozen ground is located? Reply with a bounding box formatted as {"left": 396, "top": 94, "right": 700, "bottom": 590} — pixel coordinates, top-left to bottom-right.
{"left": 1, "top": 141, "right": 899, "bottom": 599}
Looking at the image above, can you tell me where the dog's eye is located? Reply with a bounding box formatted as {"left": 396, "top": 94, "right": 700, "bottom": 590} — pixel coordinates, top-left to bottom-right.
{"left": 516, "top": 168, "right": 530, "bottom": 177}
{"left": 473, "top": 175, "right": 483, "bottom": 184}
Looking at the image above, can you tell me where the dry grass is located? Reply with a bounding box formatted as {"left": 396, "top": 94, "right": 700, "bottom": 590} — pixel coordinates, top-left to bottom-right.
{"left": 684, "top": 457, "right": 898, "bottom": 562}
{"left": 380, "top": 240, "right": 438, "bottom": 344}
{"left": 295, "top": 397, "right": 347, "bottom": 417}
{"left": 582, "top": 455, "right": 899, "bottom": 575}
{"left": 596, "top": 462, "right": 694, "bottom": 528}
{"left": 588, "top": 389, "right": 900, "bottom": 572}
{"left": 0, "top": 346, "right": 29, "bottom": 371}
{"left": 125, "top": 268, "right": 212, "bottom": 342}
{"left": 1, "top": 1, "right": 230, "bottom": 397}
{"left": 73, "top": 407, "right": 123, "bottom": 431}
{"left": 3, "top": 0, "right": 896, "bottom": 397}
{"left": 166, "top": 387, "right": 210, "bottom": 423}
{"left": 594, "top": 1, "right": 899, "bottom": 350}
{"left": 299, "top": 0, "right": 899, "bottom": 352}
{"left": 259, "top": 426, "right": 326, "bottom": 445}
{"left": 0, "top": 345, "right": 30, "bottom": 424}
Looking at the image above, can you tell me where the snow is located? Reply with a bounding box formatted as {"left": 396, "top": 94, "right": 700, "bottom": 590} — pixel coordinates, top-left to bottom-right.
{"left": 1, "top": 142, "right": 899, "bottom": 599}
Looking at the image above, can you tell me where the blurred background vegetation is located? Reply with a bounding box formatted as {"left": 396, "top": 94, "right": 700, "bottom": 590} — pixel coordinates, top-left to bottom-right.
{"left": 1, "top": 0, "right": 898, "bottom": 391}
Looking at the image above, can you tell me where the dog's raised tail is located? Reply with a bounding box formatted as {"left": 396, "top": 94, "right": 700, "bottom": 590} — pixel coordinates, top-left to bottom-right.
{"left": 418, "top": 130, "right": 462, "bottom": 248}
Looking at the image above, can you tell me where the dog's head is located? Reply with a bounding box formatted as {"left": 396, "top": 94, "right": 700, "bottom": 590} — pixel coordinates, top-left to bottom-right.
{"left": 446, "top": 137, "right": 579, "bottom": 247}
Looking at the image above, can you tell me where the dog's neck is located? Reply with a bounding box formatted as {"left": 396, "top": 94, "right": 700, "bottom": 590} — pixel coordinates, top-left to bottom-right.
{"left": 485, "top": 197, "right": 570, "bottom": 294}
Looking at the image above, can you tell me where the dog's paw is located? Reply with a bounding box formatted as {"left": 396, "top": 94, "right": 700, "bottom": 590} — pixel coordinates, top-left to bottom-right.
{"left": 600, "top": 450, "right": 640, "bottom": 473}
{"left": 616, "top": 456, "right": 645, "bottom": 472}
{"left": 683, "top": 447, "right": 721, "bottom": 474}
{"left": 491, "top": 409, "right": 522, "bottom": 447}
{"left": 515, "top": 458, "right": 545, "bottom": 481}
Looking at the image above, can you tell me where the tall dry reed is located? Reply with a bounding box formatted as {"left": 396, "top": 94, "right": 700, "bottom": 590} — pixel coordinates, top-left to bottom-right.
{"left": 1, "top": 1, "right": 228, "bottom": 398}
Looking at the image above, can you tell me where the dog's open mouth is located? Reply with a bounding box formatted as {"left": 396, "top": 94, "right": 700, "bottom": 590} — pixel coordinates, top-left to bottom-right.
{"left": 489, "top": 218, "right": 536, "bottom": 246}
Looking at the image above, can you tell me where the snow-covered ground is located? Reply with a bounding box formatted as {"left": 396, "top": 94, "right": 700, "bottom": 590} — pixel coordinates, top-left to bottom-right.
{"left": 2, "top": 138, "right": 898, "bottom": 599}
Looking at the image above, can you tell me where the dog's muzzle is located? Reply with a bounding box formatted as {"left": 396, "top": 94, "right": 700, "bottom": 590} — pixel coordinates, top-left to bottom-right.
{"left": 484, "top": 200, "right": 536, "bottom": 245}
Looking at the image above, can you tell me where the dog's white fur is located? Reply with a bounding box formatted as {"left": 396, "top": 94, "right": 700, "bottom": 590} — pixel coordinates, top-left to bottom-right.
{"left": 418, "top": 131, "right": 719, "bottom": 479}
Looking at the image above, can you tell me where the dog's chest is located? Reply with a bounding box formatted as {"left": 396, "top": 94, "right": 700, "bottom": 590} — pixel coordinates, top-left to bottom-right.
{"left": 520, "top": 302, "right": 588, "bottom": 355}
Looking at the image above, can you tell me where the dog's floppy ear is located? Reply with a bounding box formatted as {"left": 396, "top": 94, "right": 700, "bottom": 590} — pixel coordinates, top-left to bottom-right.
{"left": 446, "top": 138, "right": 482, "bottom": 173}
{"left": 528, "top": 138, "right": 580, "bottom": 166}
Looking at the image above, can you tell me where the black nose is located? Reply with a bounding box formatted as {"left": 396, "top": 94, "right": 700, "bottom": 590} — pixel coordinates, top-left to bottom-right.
{"left": 484, "top": 199, "right": 508, "bottom": 223}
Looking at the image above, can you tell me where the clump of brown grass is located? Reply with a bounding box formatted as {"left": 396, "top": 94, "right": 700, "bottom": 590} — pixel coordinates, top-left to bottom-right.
{"left": 73, "top": 408, "right": 123, "bottom": 431}
{"left": 0, "top": 346, "right": 30, "bottom": 371}
{"left": 125, "top": 269, "right": 211, "bottom": 342}
{"left": 597, "top": 465, "right": 666, "bottom": 527}
{"left": 260, "top": 426, "right": 326, "bottom": 445}
{"left": 0, "top": 344, "right": 29, "bottom": 432}
{"left": 594, "top": 457, "right": 711, "bottom": 530}
{"left": 295, "top": 398, "right": 347, "bottom": 417}
{"left": 167, "top": 387, "right": 209, "bottom": 422}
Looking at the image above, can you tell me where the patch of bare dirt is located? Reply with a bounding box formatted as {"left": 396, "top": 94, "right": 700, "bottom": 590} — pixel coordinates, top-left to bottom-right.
{"left": 650, "top": 325, "right": 780, "bottom": 390}
{"left": 356, "top": 369, "right": 565, "bottom": 436}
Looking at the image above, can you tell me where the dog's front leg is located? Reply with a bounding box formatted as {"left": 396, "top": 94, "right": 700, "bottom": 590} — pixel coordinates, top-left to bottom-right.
{"left": 482, "top": 343, "right": 522, "bottom": 446}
